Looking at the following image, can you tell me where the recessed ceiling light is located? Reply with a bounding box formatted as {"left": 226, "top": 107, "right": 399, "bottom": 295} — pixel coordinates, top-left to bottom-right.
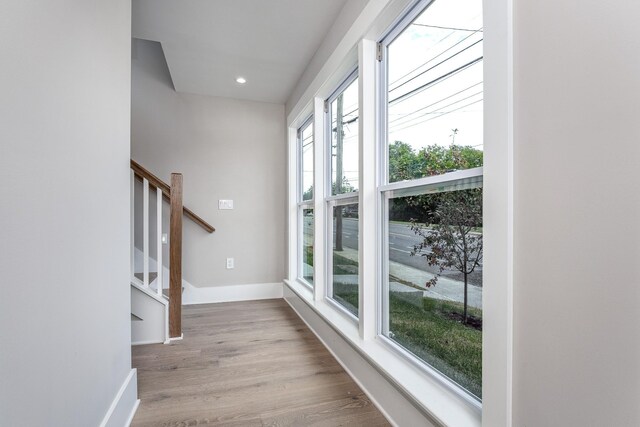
{"left": 235, "top": 77, "right": 246, "bottom": 84}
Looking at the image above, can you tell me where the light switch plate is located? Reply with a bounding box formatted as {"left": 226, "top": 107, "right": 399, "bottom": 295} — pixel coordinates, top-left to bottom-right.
{"left": 219, "top": 199, "right": 234, "bottom": 210}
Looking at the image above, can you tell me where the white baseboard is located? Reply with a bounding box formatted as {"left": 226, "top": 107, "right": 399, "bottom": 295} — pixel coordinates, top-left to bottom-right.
{"left": 134, "top": 248, "right": 282, "bottom": 305}
{"left": 167, "top": 333, "right": 184, "bottom": 343}
{"left": 99, "top": 369, "right": 139, "bottom": 427}
{"left": 124, "top": 399, "right": 140, "bottom": 427}
{"left": 183, "top": 282, "right": 283, "bottom": 305}
{"left": 132, "top": 339, "right": 165, "bottom": 346}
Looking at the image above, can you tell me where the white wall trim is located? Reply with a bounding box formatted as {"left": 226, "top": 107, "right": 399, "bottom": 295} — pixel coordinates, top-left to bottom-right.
{"left": 167, "top": 333, "right": 184, "bottom": 342}
{"left": 132, "top": 339, "right": 166, "bottom": 346}
{"left": 182, "top": 282, "right": 284, "bottom": 305}
{"left": 99, "top": 369, "right": 139, "bottom": 427}
{"left": 482, "top": 0, "right": 514, "bottom": 424}
{"left": 123, "top": 400, "right": 140, "bottom": 427}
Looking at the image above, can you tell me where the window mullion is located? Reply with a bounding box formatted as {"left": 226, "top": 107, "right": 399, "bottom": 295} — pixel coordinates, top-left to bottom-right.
{"left": 359, "top": 38, "right": 378, "bottom": 340}
{"left": 312, "top": 97, "right": 326, "bottom": 301}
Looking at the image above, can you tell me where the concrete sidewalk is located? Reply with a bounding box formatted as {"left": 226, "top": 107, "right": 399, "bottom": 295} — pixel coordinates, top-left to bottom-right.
{"left": 332, "top": 247, "right": 482, "bottom": 309}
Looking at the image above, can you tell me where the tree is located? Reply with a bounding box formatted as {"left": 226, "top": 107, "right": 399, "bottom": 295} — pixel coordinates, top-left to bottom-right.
{"left": 302, "top": 185, "right": 313, "bottom": 201}
{"left": 388, "top": 142, "right": 483, "bottom": 222}
{"left": 388, "top": 141, "right": 426, "bottom": 181}
{"left": 410, "top": 189, "right": 482, "bottom": 324}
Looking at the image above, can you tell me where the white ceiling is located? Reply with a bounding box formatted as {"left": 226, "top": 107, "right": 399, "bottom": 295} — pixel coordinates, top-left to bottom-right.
{"left": 132, "top": 0, "right": 349, "bottom": 104}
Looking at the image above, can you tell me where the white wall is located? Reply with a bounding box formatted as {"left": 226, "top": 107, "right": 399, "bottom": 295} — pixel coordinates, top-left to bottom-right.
{"left": 512, "top": 0, "right": 640, "bottom": 425}
{"left": 131, "top": 39, "right": 286, "bottom": 289}
{"left": 0, "top": 1, "right": 135, "bottom": 426}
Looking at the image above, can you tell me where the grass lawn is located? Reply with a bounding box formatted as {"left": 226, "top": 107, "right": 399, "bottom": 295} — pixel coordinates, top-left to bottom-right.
{"left": 336, "top": 290, "right": 482, "bottom": 399}
{"left": 331, "top": 252, "right": 359, "bottom": 315}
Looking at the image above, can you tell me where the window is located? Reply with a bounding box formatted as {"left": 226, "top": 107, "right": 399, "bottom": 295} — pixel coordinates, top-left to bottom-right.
{"left": 329, "top": 73, "right": 359, "bottom": 194}
{"left": 328, "top": 201, "right": 359, "bottom": 316}
{"left": 298, "top": 118, "right": 314, "bottom": 285}
{"left": 326, "top": 73, "right": 360, "bottom": 317}
{"left": 380, "top": 0, "right": 484, "bottom": 400}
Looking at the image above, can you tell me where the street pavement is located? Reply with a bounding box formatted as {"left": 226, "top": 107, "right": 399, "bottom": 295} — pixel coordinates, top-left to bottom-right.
{"left": 304, "top": 216, "right": 483, "bottom": 309}
{"left": 337, "top": 218, "right": 482, "bottom": 287}
{"left": 331, "top": 246, "right": 482, "bottom": 309}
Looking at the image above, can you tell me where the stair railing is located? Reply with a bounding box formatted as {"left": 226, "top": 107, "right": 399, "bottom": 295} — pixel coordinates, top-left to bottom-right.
{"left": 130, "top": 159, "right": 214, "bottom": 339}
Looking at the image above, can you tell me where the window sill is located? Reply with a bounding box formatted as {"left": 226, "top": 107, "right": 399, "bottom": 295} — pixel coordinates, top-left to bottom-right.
{"left": 284, "top": 279, "right": 481, "bottom": 427}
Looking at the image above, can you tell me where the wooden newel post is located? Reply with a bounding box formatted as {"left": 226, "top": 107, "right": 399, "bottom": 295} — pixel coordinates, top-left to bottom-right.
{"left": 169, "top": 173, "right": 183, "bottom": 338}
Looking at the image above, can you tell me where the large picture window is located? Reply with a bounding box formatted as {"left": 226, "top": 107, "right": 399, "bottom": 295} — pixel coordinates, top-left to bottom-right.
{"left": 326, "top": 73, "right": 360, "bottom": 317}
{"left": 379, "top": 0, "right": 483, "bottom": 400}
{"left": 298, "top": 118, "right": 314, "bottom": 285}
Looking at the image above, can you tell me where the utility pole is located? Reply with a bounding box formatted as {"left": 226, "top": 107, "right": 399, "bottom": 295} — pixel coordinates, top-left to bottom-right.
{"left": 335, "top": 94, "right": 344, "bottom": 251}
{"left": 450, "top": 128, "right": 459, "bottom": 145}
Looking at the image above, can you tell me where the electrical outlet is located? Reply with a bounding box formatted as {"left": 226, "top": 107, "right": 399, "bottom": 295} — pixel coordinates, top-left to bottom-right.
{"left": 226, "top": 258, "right": 234, "bottom": 269}
{"left": 218, "top": 199, "right": 234, "bottom": 210}
{"left": 161, "top": 233, "right": 168, "bottom": 244}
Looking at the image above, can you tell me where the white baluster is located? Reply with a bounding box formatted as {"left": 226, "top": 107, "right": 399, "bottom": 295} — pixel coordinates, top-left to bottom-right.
{"left": 143, "top": 178, "right": 149, "bottom": 287}
{"left": 156, "top": 187, "right": 163, "bottom": 296}
{"left": 130, "top": 170, "right": 135, "bottom": 283}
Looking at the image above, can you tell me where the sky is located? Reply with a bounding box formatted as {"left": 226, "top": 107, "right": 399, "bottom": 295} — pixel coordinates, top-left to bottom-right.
{"left": 302, "top": 0, "right": 483, "bottom": 197}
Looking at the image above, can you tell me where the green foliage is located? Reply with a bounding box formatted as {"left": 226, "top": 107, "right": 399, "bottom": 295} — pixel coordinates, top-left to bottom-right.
{"left": 332, "top": 176, "right": 356, "bottom": 195}
{"left": 389, "top": 294, "right": 482, "bottom": 398}
{"left": 389, "top": 141, "right": 483, "bottom": 182}
{"left": 388, "top": 141, "right": 428, "bottom": 181}
{"left": 302, "top": 186, "right": 313, "bottom": 201}
{"left": 303, "top": 244, "right": 313, "bottom": 267}
{"left": 333, "top": 290, "right": 482, "bottom": 398}
{"left": 410, "top": 188, "right": 483, "bottom": 324}
{"left": 301, "top": 176, "right": 355, "bottom": 201}
{"left": 411, "top": 189, "right": 483, "bottom": 286}
{"left": 388, "top": 142, "right": 483, "bottom": 222}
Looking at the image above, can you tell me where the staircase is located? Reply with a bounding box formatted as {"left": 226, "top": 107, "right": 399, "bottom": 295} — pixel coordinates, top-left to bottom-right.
{"left": 130, "top": 160, "right": 214, "bottom": 345}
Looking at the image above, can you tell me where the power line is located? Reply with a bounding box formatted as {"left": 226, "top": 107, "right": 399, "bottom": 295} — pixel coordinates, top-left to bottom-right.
{"left": 389, "top": 56, "right": 483, "bottom": 106}
{"left": 388, "top": 91, "right": 482, "bottom": 133}
{"left": 389, "top": 88, "right": 483, "bottom": 128}
{"left": 388, "top": 82, "right": 482, "bottom": 125}
{"left": 389, "top": 98, "right": 483, "bottom": 134}
{"left": 337, "top": 34, "right": 481, "bottom": 120}
{"left": 389, "top": 29, "right": 482, "bottom": 90}
{"left": 389, "top": 38, "right": 482, "bottom": 94}
{"left": 333, "top": 25, "right": 483, "bottom": 122}
{"left": 411, "top": 23, "right": 483, "bottom": 32}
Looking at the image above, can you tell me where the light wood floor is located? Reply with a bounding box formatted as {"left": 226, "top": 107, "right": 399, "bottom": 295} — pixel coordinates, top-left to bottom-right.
{"left": 131, "top": 299, "right": 390, "bottom": 426}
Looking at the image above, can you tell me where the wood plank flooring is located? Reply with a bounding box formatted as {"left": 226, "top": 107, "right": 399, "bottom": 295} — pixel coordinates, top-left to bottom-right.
{"left": 131, "top": 299, "right": 390, "bottom": 426}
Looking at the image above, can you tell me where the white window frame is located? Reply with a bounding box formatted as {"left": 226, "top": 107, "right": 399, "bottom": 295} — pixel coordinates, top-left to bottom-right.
{"left": 324, "top": 70, "right": 361, "bottom": 320}
{"left": 376, "top": 0, "right": 485, "bottom": 406}
{"left": 285, "top": 0, "right": 514, "bottom": 424}
{"left": 325, "top": 196, "right": 360, "bottom": 320}
{"left": 297, "top": 116, "right": 315, "bottom": 288}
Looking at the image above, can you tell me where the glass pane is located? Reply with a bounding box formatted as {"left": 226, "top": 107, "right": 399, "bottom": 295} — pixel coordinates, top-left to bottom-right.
{"left": 386, "top": 187, "right": 483, "bottom": 398}
{"left": 301, "top": 121, "right": 314, "bottom": 201}
{"left": 331, "top": 203, "right": 359, "bottom": 316}
{"left": 330, "top": 78, "right": 359, "bottom": 194}
{"left": 387, "top": 0, "right": 483, "bottom": 183}
{"left": 302, "top": 208, "right": 314, "bottom": 284}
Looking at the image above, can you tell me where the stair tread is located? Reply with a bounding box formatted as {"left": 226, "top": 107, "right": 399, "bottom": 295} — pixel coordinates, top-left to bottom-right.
{"left": 162, "top": 287, "right": 185, "bottom": 298}
{"left": 133, "top": 272, "right": 158, "bottom": 283}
